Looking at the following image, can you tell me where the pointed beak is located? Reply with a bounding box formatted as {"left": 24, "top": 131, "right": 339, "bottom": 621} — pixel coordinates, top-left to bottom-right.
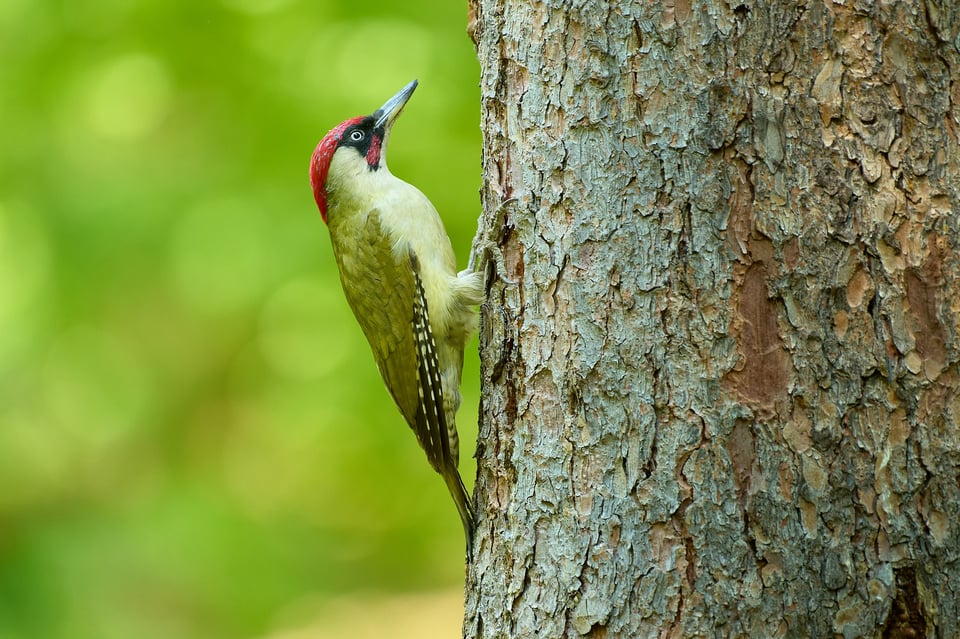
{"left": 374, "top": 79, "right": 418, "bottom": 130}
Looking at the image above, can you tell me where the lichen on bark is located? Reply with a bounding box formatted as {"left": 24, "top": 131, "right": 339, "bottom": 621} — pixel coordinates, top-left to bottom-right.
{"left": 467, "top": 1, "right": 960, "bottom": 637}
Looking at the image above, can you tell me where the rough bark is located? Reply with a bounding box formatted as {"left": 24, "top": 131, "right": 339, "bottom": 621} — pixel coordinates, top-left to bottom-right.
{"left": 466, "top": 1, "right": 960, "bottom": 637}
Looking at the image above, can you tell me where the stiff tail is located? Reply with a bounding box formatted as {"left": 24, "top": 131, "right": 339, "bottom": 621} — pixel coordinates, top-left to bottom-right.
{"left": 445, "top": 468, "right": 475, "bottom": 555}
{"left": 408, "top": 249, "right": 476, "bottom": 555}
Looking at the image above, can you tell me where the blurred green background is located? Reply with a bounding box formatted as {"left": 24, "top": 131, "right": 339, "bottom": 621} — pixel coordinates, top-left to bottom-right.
{"left": 0, "top": 0, "right": 482, "bottom": 637}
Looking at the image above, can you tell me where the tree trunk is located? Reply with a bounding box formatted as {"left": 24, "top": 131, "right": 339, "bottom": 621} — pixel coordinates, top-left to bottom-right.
{"left": 466, "top": 1, "right": 960, "bottom": 637}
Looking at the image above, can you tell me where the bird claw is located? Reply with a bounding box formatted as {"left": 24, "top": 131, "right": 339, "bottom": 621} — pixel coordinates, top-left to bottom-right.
{"left": 469, "top": 197, "right": 519, "bottom": 288}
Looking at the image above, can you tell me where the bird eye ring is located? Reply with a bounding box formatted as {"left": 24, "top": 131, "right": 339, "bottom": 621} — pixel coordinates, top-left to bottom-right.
{"left": 349, "top": 130, "right": 364, "bottom": 141}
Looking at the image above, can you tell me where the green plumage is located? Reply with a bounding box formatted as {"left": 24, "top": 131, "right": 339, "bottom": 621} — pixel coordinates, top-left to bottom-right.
{"left": 328, "top": 208, "right": 475, "bottom": 542}
{"left": 315, "top": 79, "right": 483, "bottom": 551}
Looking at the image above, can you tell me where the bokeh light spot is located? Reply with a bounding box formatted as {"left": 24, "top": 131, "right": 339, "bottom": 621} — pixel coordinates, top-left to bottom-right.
{"left": 258, "top": 277, "right": 355, "bottom": 380}
{"left": 0, "top": 412, "right": 64, "bottom": 510}
{"left": 220, "top": 0, "right": 294, "bottom": 15}
{"left": 83, "top": 53, "right": 172, "bottom": 142}
{"left": 0, "top": 200, "right": 51, "bottom": 370}
{"left": 42, "top": 325, "right": 151, "bottom": 452}
{"left": 169, "top": 196, "right": 267, "bottom": 314}
{"left": 0, "top": 0, "right": 28, "bottom": 27}
{"left": 332, "top": 21, "right": 433, "bottom": 107}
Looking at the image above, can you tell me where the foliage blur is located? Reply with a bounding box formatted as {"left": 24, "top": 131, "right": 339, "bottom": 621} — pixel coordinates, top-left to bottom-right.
{"left": 0, "top": 0, "right": 482, "bottom": 637}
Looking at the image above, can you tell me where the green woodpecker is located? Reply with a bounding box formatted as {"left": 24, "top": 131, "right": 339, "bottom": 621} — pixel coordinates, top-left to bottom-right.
{"left": 309, "top": 80, "right": 482, "bottom": 544}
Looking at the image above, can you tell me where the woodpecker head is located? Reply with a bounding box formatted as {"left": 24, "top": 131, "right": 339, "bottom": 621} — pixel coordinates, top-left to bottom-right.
{"left": 309, "top": 79, "right": 418, "bottom": 223}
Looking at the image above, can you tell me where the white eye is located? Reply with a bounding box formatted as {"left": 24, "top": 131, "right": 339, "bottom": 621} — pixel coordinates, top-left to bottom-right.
{"left": 350, "top": 130, "right": 364, "bottom": 142}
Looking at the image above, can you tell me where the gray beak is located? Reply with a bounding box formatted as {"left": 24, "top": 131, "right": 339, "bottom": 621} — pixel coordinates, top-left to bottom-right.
{"left": 374, "top": 80, "right": 418, "bottom": 130}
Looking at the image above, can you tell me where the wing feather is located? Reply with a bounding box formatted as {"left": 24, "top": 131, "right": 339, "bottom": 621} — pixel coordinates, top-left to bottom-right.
{"left": 329, "top": 209, "right": 474, "bottom": 541}
{"left": 330, "top": 211, "right": 450, "bottom": 474}
{"left": 409, "top": 249, "right": 453, "bottom": 472}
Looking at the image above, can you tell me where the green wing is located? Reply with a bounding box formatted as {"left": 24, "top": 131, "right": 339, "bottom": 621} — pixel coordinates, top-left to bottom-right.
{"left": 330, "top": 211, "right": 451, "bottom": 474}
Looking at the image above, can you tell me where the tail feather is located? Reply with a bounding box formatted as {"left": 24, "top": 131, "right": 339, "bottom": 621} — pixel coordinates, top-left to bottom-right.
{"left": 445, "top": 468, "right": 474, "bottom": 554}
